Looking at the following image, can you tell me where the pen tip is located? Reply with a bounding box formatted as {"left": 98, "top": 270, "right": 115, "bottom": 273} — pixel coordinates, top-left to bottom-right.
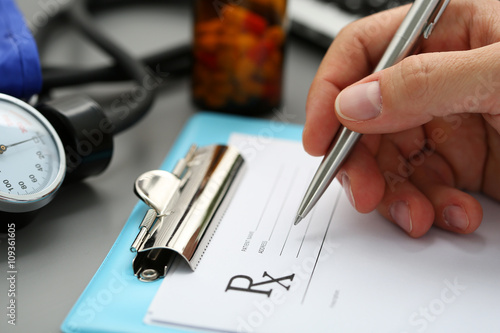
{"left": 294, "top": 215, "right": 303, "bottom": 226}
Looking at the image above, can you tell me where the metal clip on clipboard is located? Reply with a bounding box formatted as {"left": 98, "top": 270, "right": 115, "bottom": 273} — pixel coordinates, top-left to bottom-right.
{"left": 130, "top": 144, "right": 245, "bottom": 282}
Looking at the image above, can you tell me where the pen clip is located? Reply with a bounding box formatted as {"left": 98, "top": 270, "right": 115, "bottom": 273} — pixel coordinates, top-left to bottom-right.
{"left": 423, "top": 0, "right": 450, "bottom": 39}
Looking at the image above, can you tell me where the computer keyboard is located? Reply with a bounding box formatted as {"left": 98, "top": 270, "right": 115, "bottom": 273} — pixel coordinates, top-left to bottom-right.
{"left": 288, "top": 0, "right": 414, "bottom": 48}
{"left": 323, "top": 0, "right": 413, "bottom": 16}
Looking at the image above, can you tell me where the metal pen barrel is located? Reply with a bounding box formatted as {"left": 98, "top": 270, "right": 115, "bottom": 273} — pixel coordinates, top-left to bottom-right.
{"left": 295, "top": 128, "right": 361, "bottom": 224}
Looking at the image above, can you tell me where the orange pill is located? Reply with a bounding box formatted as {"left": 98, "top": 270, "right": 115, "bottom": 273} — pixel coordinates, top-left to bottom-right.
{"left": 243, "top": 11, "right": 267, "bottom": 36}
{"left": 195, "top": 19, "right": 222, "bottom": 37}
{"left": 264, "top": 26, "right": 285, "bottom": 46}
{"left": 248, "top": 39, "right": 275, "bottom": 65}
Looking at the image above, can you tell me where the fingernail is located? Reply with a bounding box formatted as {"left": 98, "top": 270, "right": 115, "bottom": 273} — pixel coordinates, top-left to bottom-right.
{"left": 443, "top": 205, "right": 469, "bottom": 231}
{"left": 389, "top": 201, "right": 413, "bottom": 234}
{"left": 341, "top": 172, "right": 355, "bottom": 208}
{"left": 335, "top": 81, "right": 382, "bottom": 121}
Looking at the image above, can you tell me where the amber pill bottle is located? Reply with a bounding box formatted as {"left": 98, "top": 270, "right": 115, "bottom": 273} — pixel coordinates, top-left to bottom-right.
{"left": 192, "top": 0, "right": 287, "bottom": 115}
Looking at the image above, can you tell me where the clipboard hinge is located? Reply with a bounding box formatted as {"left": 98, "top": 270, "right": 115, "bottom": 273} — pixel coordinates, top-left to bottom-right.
{"left": 130, "top": 144, "right": 245, "bottom": 282}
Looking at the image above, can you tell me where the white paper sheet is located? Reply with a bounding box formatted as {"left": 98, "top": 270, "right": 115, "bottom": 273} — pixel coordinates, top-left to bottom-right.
{"left": 145, "top": 134, "right": 500, "bottom": 333}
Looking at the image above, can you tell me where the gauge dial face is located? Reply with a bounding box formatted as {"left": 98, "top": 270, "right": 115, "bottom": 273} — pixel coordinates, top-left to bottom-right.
{"left": 0, "top": 94, "right": 66, "bottom": 213}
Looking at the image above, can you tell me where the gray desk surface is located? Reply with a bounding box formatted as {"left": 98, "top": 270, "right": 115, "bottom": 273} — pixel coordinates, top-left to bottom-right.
{"left": 1, "top": 1, "right": 325, "bottom": 332}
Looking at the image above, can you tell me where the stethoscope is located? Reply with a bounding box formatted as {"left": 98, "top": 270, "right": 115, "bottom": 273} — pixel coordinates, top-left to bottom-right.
{"left": 0, "top": 0, "right": 191, "bottom": 229}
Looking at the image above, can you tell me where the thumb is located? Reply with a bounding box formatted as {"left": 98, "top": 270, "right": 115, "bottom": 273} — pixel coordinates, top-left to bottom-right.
{"left": 334, "top": 44, "right": 500, "bottom": 134}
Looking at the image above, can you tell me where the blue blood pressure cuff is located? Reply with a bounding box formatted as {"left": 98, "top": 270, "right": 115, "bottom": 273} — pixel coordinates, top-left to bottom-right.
{"left": 0, "top": 0, "right": 42, "bottom": 99}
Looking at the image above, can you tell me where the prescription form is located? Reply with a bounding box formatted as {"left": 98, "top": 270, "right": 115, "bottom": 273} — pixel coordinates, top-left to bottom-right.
{"left": 145, "top": 134, "right": 500, "bottom": 333}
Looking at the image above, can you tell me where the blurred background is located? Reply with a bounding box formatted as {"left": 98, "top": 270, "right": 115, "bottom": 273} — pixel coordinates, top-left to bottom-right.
{"left": 1, "top": 0, "right": 411, "bottom": 331}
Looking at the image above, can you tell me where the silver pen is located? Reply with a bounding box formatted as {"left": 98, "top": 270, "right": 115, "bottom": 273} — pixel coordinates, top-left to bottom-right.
{"left": 295, "top": 0, "right": 450, "bottom": 225}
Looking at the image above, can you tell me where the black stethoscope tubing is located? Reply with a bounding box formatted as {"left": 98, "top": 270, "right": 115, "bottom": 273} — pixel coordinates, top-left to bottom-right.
{"left": 34, "top": 0, "right": 192, "bottom": 134}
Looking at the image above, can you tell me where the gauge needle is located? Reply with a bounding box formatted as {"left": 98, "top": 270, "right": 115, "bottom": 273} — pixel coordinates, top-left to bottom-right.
{"left": 0, "top": 137, "right": 37, "bottom": 154}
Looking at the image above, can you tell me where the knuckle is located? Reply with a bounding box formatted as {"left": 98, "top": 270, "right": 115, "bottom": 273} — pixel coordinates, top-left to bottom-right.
{"left": 335, "top": 26, "right": 366, "bottom": 59}
{"left": 396, "top": 56, "right": 432, "bottom": 103}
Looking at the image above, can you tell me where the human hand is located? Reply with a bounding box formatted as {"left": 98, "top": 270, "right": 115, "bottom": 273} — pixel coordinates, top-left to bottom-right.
{"left": 303, "top": 0, "right": 500, "bottom": 237}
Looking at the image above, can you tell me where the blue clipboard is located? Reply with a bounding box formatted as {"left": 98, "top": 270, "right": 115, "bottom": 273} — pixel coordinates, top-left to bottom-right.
{"left": 61, "top": 112, "right": 303, "bottom": 333}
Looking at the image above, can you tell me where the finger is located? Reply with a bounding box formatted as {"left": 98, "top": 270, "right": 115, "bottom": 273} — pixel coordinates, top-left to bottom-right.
{"left": 482, "top": 124, "right": 500, "bottom": 201}
{"left": 306, "top": 0, "right": 500, "bottom": 155}
{"left": 303, "top": 78, "right": 341, "bottom": 156}
{"left": 382, "top": 123, "right": 484, "bottom": 234}
{"left": 483, "top": 113, "right": 500, "bottom": 139}
{"left": 336, "top": 138, "right": 385, "bottom": 213}
{"left": 409, "top": 154, "right": 483, "bottom": 234}
{"left": 376, "top": 137, "right": 434, "bottom": 237}
{"left": 335, "top": 43, "right": 500, "bottom": 134}
{"left": 303, "top": 5, "right": 411, "bottom": 156}
{"left": 421, "top": 116, "right": 487, "bottom": 192}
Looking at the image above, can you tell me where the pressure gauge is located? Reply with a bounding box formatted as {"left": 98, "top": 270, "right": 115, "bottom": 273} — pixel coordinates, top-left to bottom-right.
{"left": 0, "top": 93, "right": 66, "bottom": 214}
